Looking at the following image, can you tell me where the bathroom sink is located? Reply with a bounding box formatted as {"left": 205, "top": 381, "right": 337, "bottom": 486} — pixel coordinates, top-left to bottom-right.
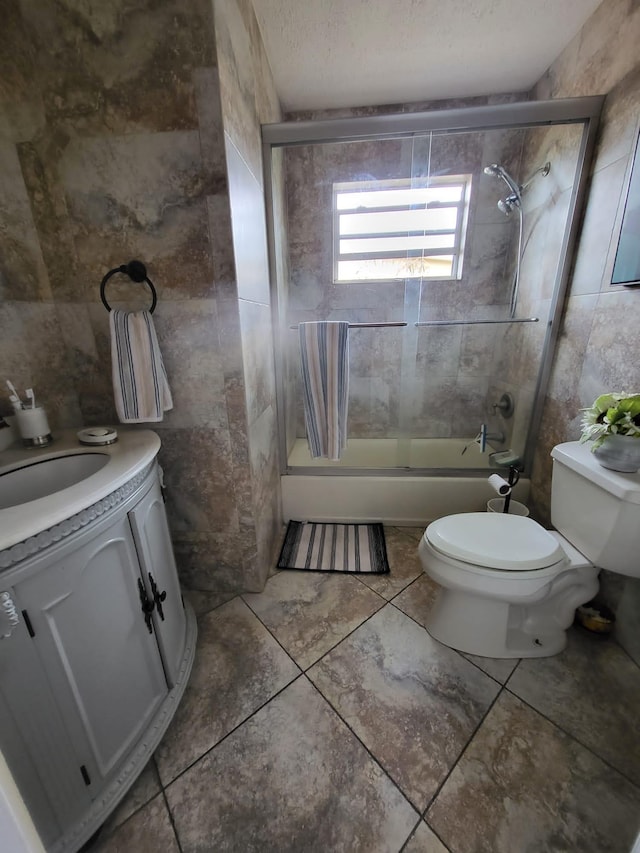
{"left": 0, "top": 453, "right": 110, "bottom": 510}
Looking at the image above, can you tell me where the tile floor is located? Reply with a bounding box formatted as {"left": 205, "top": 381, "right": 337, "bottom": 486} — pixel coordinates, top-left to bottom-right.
{"left": 90, "top": 527, "right": 640, "bottom": 853}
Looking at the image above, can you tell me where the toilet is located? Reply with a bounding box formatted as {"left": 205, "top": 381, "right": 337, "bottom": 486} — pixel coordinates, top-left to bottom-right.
{"left": 418, "top": 440, "right": 640, "bottom": 658}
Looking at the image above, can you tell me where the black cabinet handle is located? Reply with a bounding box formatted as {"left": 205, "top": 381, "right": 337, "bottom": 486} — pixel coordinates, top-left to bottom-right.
{"left": 148, "top": 573, "right": 167, "bottom": 621}
{"left": 137, "top": 578, "right": 155, "bottom": 633}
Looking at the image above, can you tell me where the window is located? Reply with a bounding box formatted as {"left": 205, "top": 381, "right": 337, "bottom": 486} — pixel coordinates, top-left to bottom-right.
{"left": 333, "top": 176, "right": 472, "bottom": 283}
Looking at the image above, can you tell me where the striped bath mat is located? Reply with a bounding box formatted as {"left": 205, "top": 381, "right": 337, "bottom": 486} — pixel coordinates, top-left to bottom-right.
{"left": 278, "top": 521, "right": 389, "bottom": 574}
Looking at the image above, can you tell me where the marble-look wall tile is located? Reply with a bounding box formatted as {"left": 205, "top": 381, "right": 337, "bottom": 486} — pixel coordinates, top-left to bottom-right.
{"left": 0, "top": 139, "right": 51, "bottom": 301}
{"left": 20, "top": 0, "right": 214, "bottom": 135}
{"left": 156, "top": 426, "right": 237, "bottom": 537}
{"left": 56, "top": 131, "right": 214, "bottom": 301}
{"left": 0, "top": 302, "right": 80, "bottom": 429}
{"left": 0, "top": 2, "right": 46, "bottom": 142}
{"left": 213, "top": 0, "right": 262, "bottom": 179}
{"left": 153, "top": 300, "right": 228, "bottom": 431}
{"left": 206, "top": 192, "right": 237, "bottom": 301}
{"left": 614, "top": 576, "right": 640, "bottom": 667}
{"left": 240, "top": 295, "right": 277, "bottom": 424}
{"left": 571, "top": 157, "right": 630, "bottom": 295}
{"left": 226, "top": 137, "right": 271, "bottom": 305}
{"left": 577, "top": 289, "right": 640, "bottom": 399}
{"left": 193, "top": 67, "right": 227, "bottom": 184}
{"left": 16, "top": 129, "right": 83, "bottom": 301}
{"left": 248, "top": 404, "right": 282, "bottom": 584}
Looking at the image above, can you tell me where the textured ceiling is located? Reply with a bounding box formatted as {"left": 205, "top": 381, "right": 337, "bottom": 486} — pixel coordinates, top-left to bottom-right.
{"left": 251, "top": 0, "right": 603, "bottom": 111}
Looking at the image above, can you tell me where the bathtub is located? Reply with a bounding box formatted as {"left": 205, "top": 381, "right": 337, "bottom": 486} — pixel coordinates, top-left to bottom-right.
{"left": 282, "top": 437, "right": 530, "bottom": 526}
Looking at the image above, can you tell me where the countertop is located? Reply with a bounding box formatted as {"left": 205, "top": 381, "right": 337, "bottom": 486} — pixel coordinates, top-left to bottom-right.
{"left": 0, "top": 428, "right": 161, "bottom": 552}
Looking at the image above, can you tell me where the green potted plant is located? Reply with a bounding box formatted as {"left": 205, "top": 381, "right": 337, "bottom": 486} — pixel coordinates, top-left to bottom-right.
{"left": 580, "top": 392, "right": 640, "bottom": 472}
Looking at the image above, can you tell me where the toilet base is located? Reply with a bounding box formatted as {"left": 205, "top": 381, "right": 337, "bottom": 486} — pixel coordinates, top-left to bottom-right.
{"left": 426, "top": 587, "right": 580, "bottom": 659}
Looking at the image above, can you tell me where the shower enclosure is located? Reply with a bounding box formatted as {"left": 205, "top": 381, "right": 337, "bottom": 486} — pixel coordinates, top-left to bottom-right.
{"left": 263, "top": 98, "right": 602, "bottom": 522}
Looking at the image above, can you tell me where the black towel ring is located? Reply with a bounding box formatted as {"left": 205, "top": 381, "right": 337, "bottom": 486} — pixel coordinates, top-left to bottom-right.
{"left": 100, "top": 260, "right": 157, "bottom": 313}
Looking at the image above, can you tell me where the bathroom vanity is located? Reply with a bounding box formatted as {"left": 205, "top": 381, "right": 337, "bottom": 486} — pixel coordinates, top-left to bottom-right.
{"left": 0, "top": 430, "right": 197, "bottom": 853}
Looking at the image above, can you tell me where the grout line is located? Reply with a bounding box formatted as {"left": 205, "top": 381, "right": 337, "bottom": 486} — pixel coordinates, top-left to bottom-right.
{"left": 503, "top": 685, "right": 640, "bottom": 792}
{"left": 241, "top": 576, "right": 389, "bottom": 673}
{"left": 161, "top": 787, "right": 184, "bottom": 853}
{"left": 159, "top": 672, "right": 307, "bottom": 790}
{"left": 420, "top": 685, "right": 506, "bottom": 818}
{"left": 303, "top": 675, "right": 424, "bottom": 817}
{"left": 398, "top": 816, "right": 427, "bottom": 853}
{"left": 81, "top": 761, "right": 164, "bottom": 849}
{"left": 422, "top": 818, "right": 453, "bottom": 852}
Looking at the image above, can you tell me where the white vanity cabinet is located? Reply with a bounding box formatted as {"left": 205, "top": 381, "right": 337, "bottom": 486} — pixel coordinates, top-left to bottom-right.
{"left": 0, "top": 458, "right": 196, "bottom": 853}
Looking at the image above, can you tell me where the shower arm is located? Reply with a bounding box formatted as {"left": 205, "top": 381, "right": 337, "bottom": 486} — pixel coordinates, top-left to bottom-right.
{"left": 519, "top": 161, "right": 551, "bottom": 192}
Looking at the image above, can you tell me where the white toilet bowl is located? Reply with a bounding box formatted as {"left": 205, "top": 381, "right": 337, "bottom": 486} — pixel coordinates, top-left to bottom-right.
{"left": 418, "top": 512, "right": 599, "bottom": 659}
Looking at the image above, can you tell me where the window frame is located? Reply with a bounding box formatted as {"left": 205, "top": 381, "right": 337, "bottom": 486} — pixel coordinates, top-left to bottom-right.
{"left": 332, "top": 174, "right": 472, "bottom": 284}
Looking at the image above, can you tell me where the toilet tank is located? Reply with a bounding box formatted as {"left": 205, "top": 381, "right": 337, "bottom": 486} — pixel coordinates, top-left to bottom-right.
{"left": 550, "top": 441, "right": 640, "bottom": 578}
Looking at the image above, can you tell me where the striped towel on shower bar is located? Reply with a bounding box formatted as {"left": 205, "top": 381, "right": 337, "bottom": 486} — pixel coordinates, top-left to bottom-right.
{"left": 110, "top": 309, "right": 173, "bottom": 423}
{"left": 298, "top": 321, "right": 349, "bottom": 460}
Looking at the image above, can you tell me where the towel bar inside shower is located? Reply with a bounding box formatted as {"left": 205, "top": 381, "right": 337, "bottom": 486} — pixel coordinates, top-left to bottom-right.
{"left": 289, "top": 321, "right": 408, "bottom": 329}
{"left": 415, "top": 318, "right": 539, "bottom": 326}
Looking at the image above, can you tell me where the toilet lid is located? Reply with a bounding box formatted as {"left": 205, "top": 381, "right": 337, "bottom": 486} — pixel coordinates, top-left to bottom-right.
{"left": 426, "top": 513, "right": 565, "bottom": 571}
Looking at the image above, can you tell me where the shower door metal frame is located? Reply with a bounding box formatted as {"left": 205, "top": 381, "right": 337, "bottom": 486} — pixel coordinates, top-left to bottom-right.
{"left": 262, "top": 96, "right": 604, "bottom": 478}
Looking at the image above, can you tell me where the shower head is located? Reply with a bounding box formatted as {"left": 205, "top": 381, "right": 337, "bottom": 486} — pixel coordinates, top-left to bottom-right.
{"left": 484, "top": 161, "right": 551, "bottom": 216}
{"left": 483, "top": 163, "right": 521, "bottom": 199}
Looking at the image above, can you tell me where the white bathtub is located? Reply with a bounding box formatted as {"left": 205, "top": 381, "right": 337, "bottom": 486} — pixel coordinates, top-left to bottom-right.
{"left": 282, "top": 438, "right": 529, "bottom": 526}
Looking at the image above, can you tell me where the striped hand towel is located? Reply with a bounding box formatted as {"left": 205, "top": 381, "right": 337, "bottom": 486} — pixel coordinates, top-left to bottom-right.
{"left": 110, "top": 309, "right": 173, "bottom": 423}
{"left": 299, "top": 321, "right": 349, "bottom": 460}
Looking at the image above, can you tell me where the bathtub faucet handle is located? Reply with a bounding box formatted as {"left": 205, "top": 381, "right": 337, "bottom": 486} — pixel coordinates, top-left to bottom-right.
{"left": 492, "top": 392, "right": 515, "bottom": 418}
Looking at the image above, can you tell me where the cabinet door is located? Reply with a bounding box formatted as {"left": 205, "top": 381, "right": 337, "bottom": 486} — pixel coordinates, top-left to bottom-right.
{"left": 15, "top": 514, "right": 168, "bottom": 788}
{"left": 0, "top": 588, "right": 91, "bottom": 848}
{"left": 129, "top": 477, "right": 186, "bottom": 687}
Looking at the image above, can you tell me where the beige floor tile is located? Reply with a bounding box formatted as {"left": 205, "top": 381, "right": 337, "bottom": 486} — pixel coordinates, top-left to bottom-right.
{"left": 461, "top": 652, "right": 519, "bottom": 684}
{"left": 155, "top": 597, "right": 300, "bottom": 784}
{"left": 90, "top": 793, "right": 179, "bottom": 853}
{"left": 165, "top": 677, "right": 418, "bottom": 852}
{"left": 427, "top": 691, "right": 640, "bottom": 853}
{"left": 404, "top": 821, "right": 451, "bottom": 852}
{"left": 358, "top": 526, "right": 425, "bottom": 600}
{"left": 243, "top": 569, "right": 384, "bottom": 669}
{"left": 308, "top": 605, "right": 500, "bottom": 809}
{"left": 507, "top": 627, "right": 640, "bottom": 785}
{"left": 99, "top": 759, "right": 161, "bottom": 836}
{"left": 392, "top": 573, "right": 442, "bottom": 625}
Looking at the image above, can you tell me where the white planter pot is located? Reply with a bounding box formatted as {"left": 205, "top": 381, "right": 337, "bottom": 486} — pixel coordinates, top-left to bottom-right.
{"left": 592, "top": 434, "right": 640, "bottom": 473}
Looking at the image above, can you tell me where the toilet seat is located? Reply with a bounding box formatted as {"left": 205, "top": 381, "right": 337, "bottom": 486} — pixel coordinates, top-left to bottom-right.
{"left": 426, "top": 512, "right": 566, "bottom": 572}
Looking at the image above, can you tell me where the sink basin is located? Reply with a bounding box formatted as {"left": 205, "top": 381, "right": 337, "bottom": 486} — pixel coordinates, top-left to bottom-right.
{"left": 0, "top": 453, "right": 110, "bottom": 510}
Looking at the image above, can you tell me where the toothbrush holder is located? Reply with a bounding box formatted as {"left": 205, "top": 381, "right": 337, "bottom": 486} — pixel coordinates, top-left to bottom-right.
{"left": 15, "top": 406, "right": 52, "bottom": 447}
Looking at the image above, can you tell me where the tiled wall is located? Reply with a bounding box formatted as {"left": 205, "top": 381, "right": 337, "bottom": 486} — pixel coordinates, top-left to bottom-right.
{"left": 213, "top": 0, "right": 283, "bottom": 590}
{"left": 0, "top": 0, "right": 282, "bottom": 598}
{"left": 530, "top": 0, "right": 640, "bottom": 662}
